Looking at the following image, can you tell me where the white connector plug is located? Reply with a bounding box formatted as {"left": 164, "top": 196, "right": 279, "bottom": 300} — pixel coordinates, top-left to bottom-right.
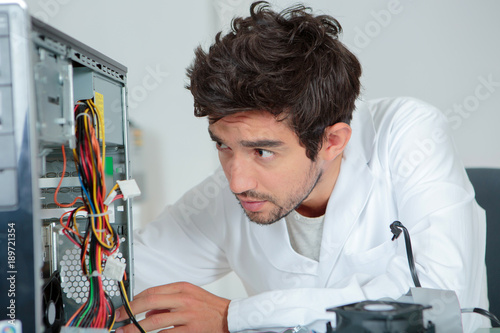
{"left": 103, "top": 255, "right": 126, "bottom": 281}
{"left": 116, "top": 179, "right": 141, "bottom": 200}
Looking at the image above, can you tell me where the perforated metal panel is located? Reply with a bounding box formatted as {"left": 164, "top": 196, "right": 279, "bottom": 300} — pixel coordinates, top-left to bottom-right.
{"left": 59, "top": 245, "right": 126, "bottom": 304}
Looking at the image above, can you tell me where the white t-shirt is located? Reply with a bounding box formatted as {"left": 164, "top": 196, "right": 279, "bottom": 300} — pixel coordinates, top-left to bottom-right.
{"left": 285, "top": 210, "right": 325, "bottom": 262}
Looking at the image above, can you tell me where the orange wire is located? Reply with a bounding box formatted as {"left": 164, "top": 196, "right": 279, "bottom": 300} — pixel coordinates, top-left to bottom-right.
{"left": 54, "top": 145, "right": 83, "bottom": 207}
{"left": 59, "top": 210, "right": 84, "bottom": 244}
{"left": 81, "top": 233, "right": 90, "bottom": 276}
{"left": 65, "top": 303, "right": 86, "bottom": 327}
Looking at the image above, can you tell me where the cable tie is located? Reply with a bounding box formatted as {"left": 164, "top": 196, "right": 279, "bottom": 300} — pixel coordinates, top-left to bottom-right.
{"left": 87, "top": 211, "right": 111, "bottom": 217}
{"left": 104, "top": 191, "right": 118, "bottom": 206}
{"left": 75, "top": 112, "right": 92, "bottom": 121}
{"left": 89, "top": 271, "right": 102, "bottom": 278}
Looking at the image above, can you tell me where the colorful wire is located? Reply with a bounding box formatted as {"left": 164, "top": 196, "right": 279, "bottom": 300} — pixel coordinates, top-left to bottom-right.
{"left": 56, "top": 99, "right": 137, "bottom": 331}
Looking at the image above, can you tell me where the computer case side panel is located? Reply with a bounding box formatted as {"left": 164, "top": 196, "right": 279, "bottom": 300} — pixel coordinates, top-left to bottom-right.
{"left": 0, "top": 1, "right": 42, "bottom": 332}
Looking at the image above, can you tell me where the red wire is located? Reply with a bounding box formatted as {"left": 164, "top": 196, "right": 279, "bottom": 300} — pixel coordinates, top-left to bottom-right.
{"left": 79, "top": 138, "right": 90, "bottom": 186}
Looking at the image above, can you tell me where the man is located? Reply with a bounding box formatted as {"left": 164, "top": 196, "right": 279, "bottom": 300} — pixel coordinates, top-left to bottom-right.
{"left": 116, "top": 2, "right": 488, "bottom": 332}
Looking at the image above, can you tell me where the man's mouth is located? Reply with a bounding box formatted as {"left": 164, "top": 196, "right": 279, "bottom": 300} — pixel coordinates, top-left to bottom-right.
{"left": 238, "top": 199, "right": 267, "bottom": 212}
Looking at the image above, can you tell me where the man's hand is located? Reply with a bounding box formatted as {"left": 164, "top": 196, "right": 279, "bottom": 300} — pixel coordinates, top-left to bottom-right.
{"left": 115, "top": 282, "right": 230, "bottom": 333}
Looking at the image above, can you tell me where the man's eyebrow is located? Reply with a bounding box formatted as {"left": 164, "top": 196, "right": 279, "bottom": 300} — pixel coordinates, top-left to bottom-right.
{"left": 208, "top": 129, "right": 284, "bottom": 148}
{"left": 240, "top": 140, "right": 284, "bottom": 148}
{"left": 208, "top": 129, "right": 222, "bottom": 143}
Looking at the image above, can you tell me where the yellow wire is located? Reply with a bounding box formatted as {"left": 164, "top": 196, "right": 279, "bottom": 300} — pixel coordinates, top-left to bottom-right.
{"left": 119, "top": 280, "right": 142, "bottom": 325}
{"left": 108, "top": 183, "right": 119, "bottom": 197}
{"left": 92, "top": 100, "right": 115, "bottom": 249}
{"left": 108, "top": 312, "right": 116, "bottom": 332}
{"left": 120, "top": 281, "right": 131, "bottom": 306}
{"left": 84, "top": 110, "right": 105, "bottom": 245}
{"left": 87, "top": 101, "right": 115, "bottom": 249}
{"left": 90, "top": 218, "right": 113, "bottom": 249}
{"left": 87, "top": 99, "right": 107, "bottom": 196}
{"left": 72, "top": 206, "right": 87, "bottom": 237}
{"left": 97, "top": 246, "right": 102, "bottom": 273}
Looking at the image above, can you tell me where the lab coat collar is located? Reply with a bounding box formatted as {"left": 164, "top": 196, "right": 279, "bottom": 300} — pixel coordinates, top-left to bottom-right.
{"left": 348, "top": 99, "right": 376, "bottom": 165}
{"left": 251, "top": 102, "right": 377, "bottom": 277}
{"left": 319, "top": 101, "right": 376, "bottom": 280}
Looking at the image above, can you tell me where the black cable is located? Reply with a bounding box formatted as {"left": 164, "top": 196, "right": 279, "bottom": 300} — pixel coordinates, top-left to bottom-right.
{"left": 390, "top": 221, "right": 421, "bottom": 287}
{"left": 104, "top": 292, "right": 116, "bottom": 329}
{"left": 391, "top": 221, "right": 500, "bottom": 326}
{"left": 462, "top": 308, "right": 500, "bottom": 326}
{"left": 118, "top": 282, "right": 146, "bottom": 333}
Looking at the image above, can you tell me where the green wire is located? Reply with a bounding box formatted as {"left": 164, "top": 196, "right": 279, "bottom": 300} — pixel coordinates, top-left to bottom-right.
{"left": 77, "top": 278, "right": 95, "bottom": 326}
{"left": 76, "top": 248, "right": 95, "bottom": 326}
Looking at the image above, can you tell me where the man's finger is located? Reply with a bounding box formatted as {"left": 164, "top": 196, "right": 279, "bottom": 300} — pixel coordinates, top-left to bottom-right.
{"left": 157, "top": 326, "right": 191, "bottom": 333}
{"left": 116, "top": 311, "right": 184, "bottom": 333}
{"left": 115, "top": 292, "right": 185, "bottom": 322}
{"left": 133, "top": 281, "right": 192, "bottom": 299}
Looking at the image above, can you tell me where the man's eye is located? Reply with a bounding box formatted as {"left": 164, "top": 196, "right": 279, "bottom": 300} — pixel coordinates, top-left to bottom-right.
{"left": 216, "top": 142, "right": 229, "bottom": 150}
{"left": 256, "top": 149, "right": 274, "bottom": 158}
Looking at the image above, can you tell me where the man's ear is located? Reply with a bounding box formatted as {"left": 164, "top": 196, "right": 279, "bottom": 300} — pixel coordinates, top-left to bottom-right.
{"left": 319, "top": 122, "right": 352, "bottom": 161}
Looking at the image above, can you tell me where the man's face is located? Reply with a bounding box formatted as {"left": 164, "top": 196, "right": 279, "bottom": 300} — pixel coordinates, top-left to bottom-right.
{"left": 208, "top": 110, "right": 325, "bottom": 225}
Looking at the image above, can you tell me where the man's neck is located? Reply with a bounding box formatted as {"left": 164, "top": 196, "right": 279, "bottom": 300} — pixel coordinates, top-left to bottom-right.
{"left": 296, "top": 154, "right": 343, "bottom": 218}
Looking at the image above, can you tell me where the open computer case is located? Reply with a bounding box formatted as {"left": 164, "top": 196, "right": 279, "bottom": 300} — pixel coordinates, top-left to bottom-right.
{"left": 0, "top": 1, "right": 136, "bottom": 332}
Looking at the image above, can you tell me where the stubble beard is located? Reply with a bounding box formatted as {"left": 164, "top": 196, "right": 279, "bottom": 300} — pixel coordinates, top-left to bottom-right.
{"left": 237, "top": 165, "right": 323, "bottom": 225}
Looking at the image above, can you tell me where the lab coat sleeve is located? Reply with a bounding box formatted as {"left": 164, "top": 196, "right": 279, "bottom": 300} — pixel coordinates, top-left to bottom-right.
{"left": 133, "top": 170, "right": 233, "bottom": 294}
{"left": 227, "top": 98, "right": 488, "bottom": 332}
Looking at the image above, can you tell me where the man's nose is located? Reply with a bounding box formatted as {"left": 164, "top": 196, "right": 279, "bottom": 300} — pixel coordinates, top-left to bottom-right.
{"left": 227, "top": 157, "right": 257, "bottom": 194}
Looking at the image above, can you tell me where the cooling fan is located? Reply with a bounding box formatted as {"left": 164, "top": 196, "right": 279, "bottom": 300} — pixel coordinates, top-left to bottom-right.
{"left": 42, "top": 271, "right": 66, "bottom": 333}
{"left": 327, "top": 300, "right": 435, "bottom": 333}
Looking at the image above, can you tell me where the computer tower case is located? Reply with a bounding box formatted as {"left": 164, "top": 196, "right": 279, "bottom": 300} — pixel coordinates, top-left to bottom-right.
{"left": 0, "top": 1, "right": 135, "bottom": 331}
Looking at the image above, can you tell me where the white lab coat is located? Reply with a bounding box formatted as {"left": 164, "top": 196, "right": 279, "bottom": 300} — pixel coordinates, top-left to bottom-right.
{"left": 134, "top": 97, "right": 489, "bottom": 332}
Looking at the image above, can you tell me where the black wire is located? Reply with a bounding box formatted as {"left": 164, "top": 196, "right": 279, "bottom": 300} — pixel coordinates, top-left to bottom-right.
{"left": 390, "top": 221, "right": 422, "bottom": 287}
{"left": 86, "top": 99, "right": 101, "bottom": 141}
{"left": 461, "top": 308, "right": 500, "bottom": 327}
{"left": 474, "top": 308, "right": 500, "bottom": 326}
{"left": 79, "top": 217, "right": 92, "bottom": 277}
{"left": 104, "top": 291, "right": 116, "bottom": 328}
{"left": 118, "top": 281, "right": 146, "bottom": 333}
{"left": 82, "top": 241, "right": 99, "bottom": 327}
{"left": 390, "top": 221, "right": 500, "bottom": 327}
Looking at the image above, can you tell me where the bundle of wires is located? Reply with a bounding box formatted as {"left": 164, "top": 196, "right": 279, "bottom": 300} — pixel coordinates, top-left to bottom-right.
{"left": 54, "top": 99, "right": 143, "bottom": 331}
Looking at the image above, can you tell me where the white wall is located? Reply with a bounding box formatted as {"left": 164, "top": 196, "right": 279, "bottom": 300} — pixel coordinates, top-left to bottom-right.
{"left": 25, "top": 0, "right": 500, "bottom": 299}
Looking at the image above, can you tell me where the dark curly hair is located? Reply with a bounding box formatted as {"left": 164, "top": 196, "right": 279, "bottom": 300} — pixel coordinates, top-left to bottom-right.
{"left": 186, "top": 1, "right": 362, "bottom": 160}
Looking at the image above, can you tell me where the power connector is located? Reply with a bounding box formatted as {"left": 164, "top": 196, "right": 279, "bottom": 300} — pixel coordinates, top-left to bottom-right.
{"left": 103, "top": 255, "right": 126, "bottom": 281}
{"left": 116, "top": 179, "right": 141, "bottom": 200}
